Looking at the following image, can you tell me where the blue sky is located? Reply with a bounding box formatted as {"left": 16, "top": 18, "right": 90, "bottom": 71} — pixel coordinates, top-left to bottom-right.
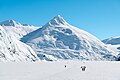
{"left": 0, "top": 0, "right": 120, "bottom": 40}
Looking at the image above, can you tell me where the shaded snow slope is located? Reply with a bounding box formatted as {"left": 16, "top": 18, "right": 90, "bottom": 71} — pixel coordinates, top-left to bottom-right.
{"left": 0, "top": 26, "right": 39, "bottom": 62}
{"left": 102, "top": 36, "right": 120, "bottom": 45}
{"left": 0, "top": 20, "right": 39, "bottom": 39}
{"left": 21, "top": 15, "right": 116, "bottom": 61}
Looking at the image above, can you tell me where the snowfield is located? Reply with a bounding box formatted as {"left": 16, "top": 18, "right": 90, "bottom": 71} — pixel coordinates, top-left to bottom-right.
{"left": 0, "top": 61, "right": 120, "bottom": 80}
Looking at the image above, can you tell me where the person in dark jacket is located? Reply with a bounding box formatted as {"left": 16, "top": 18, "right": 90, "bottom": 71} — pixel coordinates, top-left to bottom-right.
{"left": 65, "top": 65, "right": 67, "bottom": 68}
{"left": 81, "top": 66, "right": 86, "bottom": 71}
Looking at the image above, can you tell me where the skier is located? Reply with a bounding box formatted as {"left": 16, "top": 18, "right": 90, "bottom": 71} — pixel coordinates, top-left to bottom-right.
{"left": 81, "top": 66, "right": 86, "bottom": 71}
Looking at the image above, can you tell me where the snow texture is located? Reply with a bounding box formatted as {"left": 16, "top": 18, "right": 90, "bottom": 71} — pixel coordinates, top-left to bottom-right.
{"left": 0, "top": 61, "right": 120, "bottom": 80}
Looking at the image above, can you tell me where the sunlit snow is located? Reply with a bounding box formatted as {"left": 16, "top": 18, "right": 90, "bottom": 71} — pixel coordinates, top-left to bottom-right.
{"left": 0, "top": 61, "right": 120, "bottom": 80}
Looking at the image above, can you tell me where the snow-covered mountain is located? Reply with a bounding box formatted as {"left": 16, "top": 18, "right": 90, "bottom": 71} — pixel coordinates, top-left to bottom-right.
{"left": 102, "top": 37, "right": 120, "bottom": 60}
{"left": 0, "top": 20, "right": 39, "bottom": 39}
{"left": 21, "top": 15, "right": 116, "bottom": 61}
{"left": 0, "top": 19, "right": 21, "bottom": 27}
{"left": 0, "top": 25, "right": 39, "bottom": 62}
{"left": 102, "top": 36, "right": 120, "bottom": 45}
{"left": 102, "top": 37, "right": 120, "bottom": 51}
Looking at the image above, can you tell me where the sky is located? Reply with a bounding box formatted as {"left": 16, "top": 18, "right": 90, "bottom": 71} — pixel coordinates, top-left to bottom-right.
{"left": 0, "top": 0, "right": 120, "bottom": 40}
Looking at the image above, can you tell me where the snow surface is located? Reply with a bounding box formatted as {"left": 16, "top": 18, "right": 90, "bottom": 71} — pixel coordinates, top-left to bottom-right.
{"left": 0, "top": 61, "right": 120, "bottom": 80}
{"left": 21, "top": 15, "right": 117, "bottom": 61}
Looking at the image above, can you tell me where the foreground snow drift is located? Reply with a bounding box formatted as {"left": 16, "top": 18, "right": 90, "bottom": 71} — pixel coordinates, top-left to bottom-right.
{"left": 0, "top": 61, "right": 120, "bottom": 80}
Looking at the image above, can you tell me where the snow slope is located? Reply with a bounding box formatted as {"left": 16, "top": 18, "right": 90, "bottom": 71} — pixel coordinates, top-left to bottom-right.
{"left": 0, "top": 25, "right": 39, "bottom": 62}
{"left": 0, "top": 20, "right": 39, "bottom": 39}
{"left": 0, "top": 61, "right": 120, "bottom": 80}
{"left": 21, "top": 15, "right": 116, "bottom": 61}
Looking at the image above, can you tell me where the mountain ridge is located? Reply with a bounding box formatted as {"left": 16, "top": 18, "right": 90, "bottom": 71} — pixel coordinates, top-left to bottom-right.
{"left": 0, "top": 19, "right": 33, "bottom": 27}
{"left": 0, "top": 20, "right": 40, "bottom": 40}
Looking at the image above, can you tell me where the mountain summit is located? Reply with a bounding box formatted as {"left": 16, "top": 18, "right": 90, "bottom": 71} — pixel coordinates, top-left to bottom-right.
{"left": 45, "top": 15, "right": 69, "bottom": 26}
{"left": 21, "top": 15, "right": 116, "bottom": 61}
{"left": 0, "top": 20, "right": 21, "bottom": 27}
{"left": 0, "top": 20, "right": 39, "bottom": 39}
{"left": 0, "top": 20, "right": 34, "bottom": 27}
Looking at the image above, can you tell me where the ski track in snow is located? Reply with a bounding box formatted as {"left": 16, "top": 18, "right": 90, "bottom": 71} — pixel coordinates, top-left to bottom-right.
{"left": 0, "top": 61, "right": 120, "bottom": 80}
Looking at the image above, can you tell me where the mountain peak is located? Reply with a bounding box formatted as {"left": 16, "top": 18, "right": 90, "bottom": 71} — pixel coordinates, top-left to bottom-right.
{"left": 7, "top": 19, "right": 14, "bottom": 22}
{"left": 45, "top": 15, "right": 69, "bottom": 26}
{"left": 0, "top": 19, "right": 21, "bottom": 27}
{"left": 0, "top": 20, "right": 33, "bottom": 27}
{"left": 53, "top": 15, "right": 63, "bottom": 20}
